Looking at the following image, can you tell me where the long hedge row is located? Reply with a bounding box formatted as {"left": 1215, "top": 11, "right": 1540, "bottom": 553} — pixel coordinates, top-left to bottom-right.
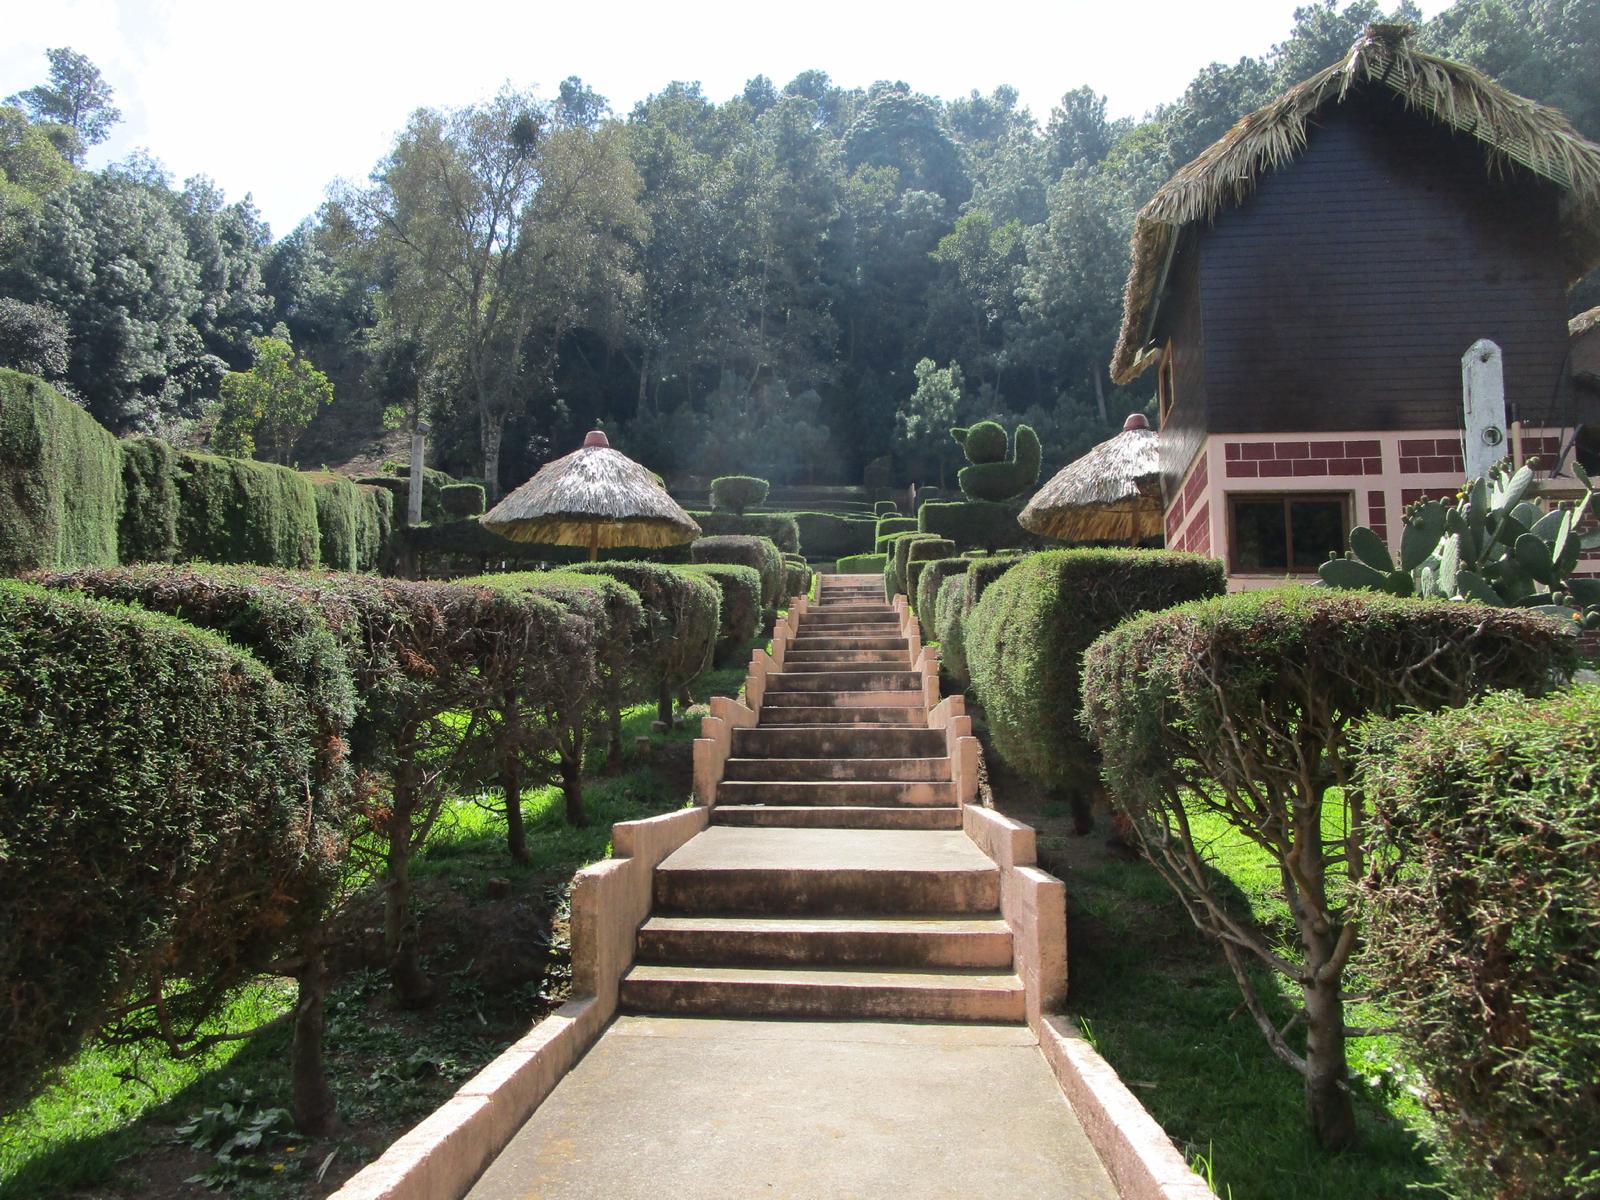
{"left": 4, "top": 556, "right": 733, "bottom": 1130}
{"left": 1, "top": 371, "right": 396, "bottom": 574}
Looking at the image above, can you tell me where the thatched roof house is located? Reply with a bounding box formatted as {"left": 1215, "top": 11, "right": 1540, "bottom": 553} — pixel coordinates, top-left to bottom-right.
{"left": 1107, "top": 24, "right": 1600, "bottom": 583}
{"left": 1111, "top": 23, "right": 1600, "bottom": 386}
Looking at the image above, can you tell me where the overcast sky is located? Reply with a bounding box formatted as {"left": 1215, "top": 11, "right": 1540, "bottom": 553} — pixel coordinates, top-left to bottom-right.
{"left": 3, "top": 0, "right": 1452, "bottom": 238}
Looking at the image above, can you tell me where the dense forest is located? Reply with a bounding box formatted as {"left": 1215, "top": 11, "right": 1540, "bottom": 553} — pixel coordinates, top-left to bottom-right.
{"left": 1, "top": 0, "right": 1595, "bottom": 497}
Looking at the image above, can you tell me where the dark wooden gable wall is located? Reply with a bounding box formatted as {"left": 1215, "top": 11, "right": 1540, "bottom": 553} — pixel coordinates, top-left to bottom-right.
{"left": 1155, "top": 232, "right": 1208, "bottom": 498}
{"left": 1192, "top": 87, "right": 1569, "bottom": 435}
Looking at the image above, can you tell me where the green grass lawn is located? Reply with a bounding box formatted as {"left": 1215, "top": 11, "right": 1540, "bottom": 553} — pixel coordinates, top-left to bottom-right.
{"left": 0, "top": 636, "right": 760, "bottom": 1199}
{"left": 1055, "top": 802, "right": 1436, "bottom": 1200}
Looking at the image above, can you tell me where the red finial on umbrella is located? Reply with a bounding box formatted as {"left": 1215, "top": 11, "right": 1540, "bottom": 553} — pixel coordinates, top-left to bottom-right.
{"left": 1122, "top": 413, "right": 1150, "bottom": 432}
{"left": 583, "top": 430, "right": 611, "bottom": 448}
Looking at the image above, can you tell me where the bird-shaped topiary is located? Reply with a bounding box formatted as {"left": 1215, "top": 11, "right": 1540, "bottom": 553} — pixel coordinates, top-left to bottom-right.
{"left": 950, "top": 420, "right": 1042, "bottom": 502}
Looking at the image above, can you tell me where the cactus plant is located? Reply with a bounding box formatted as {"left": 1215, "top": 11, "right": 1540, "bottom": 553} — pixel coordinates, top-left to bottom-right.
{"left": 1318, "top": 459, "right": 1600, "bottom": 629}
{"left": 949, "top": 421, "right": 1041, "bottom": 503}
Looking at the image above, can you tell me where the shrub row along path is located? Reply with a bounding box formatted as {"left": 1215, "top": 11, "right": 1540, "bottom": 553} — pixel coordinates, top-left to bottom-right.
{"left": 468, "top": 575, "right": 1117, "bottom": 1198}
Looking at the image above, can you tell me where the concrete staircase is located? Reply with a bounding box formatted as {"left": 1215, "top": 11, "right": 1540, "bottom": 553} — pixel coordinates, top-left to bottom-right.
{"left": 620, "top": 575, "right": 1025, "bottom": 1022}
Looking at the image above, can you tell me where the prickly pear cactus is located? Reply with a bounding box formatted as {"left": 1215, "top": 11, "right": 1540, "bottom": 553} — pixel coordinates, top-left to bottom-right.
{"left": 1318, "top": 459, "right": 1600, "bottom": 629}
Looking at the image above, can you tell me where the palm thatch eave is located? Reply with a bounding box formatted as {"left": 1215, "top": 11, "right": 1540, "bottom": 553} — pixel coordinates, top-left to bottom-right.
{"left": 1109, "top": 23, "right": 1600, "bottom": 386}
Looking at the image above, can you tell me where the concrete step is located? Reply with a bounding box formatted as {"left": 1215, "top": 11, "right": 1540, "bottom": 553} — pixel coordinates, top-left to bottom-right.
{"left": 788, "top": 635, "right": 909, "bottom": 651}
{"left": 801, "top": 613, "right": 901, "bottom": 627}
{"left": 652, "top": 828, "right": 996, "bottom": 915}
{"left": 722, "top": 756, "right": 951, "bottom": 783}
{"left": 733, "top": 727, "right": 946, "bottom": 759}
{"left": 754, "top": 706, "right": 926, "bottom": 726}
{"left": 766, "top": 671, "right": 922, "bottom": 693}
{"left": 619, "top": 964, "right": 1025, "bottom": 1022}
{"left": 763, "top": 690, "right": 927, "bottom": 709}
{"left": 780, "top": 661, "right": 919, "bottom": 675}
{"left": 636, "top": 915, "right": 1014, "bottom": 969}
{"left": 713, "top": 780, "right": 958, "bottom": 807}
{"left": 783, "top": 649, "right": 910, "bottom": 665}
{"left": 712, "top": 804, "right": 963, "bottom": 830}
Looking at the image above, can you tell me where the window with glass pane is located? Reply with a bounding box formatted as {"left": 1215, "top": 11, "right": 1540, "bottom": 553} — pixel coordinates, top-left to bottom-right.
{"left": 1229, "top": 494, "right": 1348, "bottom": 574}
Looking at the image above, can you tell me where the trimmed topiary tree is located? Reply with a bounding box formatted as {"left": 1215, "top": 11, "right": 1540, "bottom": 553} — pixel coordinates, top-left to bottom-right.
{"left": 874, "top": 500, "right": 900, "bottom": 518}
{"left": 573, "top": 561, "right": 719, "bottom": 725}
{"left": 677, "top": 562, "right": 763, "bottom": 666}
{"left": 918, "top": 499, "right": 1032, "bottom": 553}
{"left": 0, "top": 369, "right": 120, "bottom": 574}
{"left": 1081, "top": 587, "right": 1577, "bottom": 1151}
{"left": 783, "top": 554, "right": 812, "bottom": 604}
{"left": 934, "top": 573, "right": 971, "bottom": 684}
{"left": 788, "top": 511, "right": 876, "bottom": 559}
{"left": 710, "top": 475, "right": 771, "bottom": 515}
{"left": 691, "top": 534, "right": 784, "bottom": 612}
{"left": 884, "top": 531, "right": 939, "bottom": 601}
{"left": 874, "top": 515, "right": 918, "bottom": 553}
{"left": 915, "top": 556, "right": 969, "bottom": 640}
{"left": 439, "top": 482, "right": 487, "bottom": 518}
{"left": 0, "top": 581, "right": 335, "bottom": 1120}
{"left": 1356, "top": 685, "right": 1600, "bottom": 1200}
{"left": 951, "top": 420, "right": 1041, "bottom": 503}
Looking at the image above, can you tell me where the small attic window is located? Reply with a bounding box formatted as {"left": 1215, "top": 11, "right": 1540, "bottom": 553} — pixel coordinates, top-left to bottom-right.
{"left": 1157, "top": 344, "right": 1177, "bottom": 426}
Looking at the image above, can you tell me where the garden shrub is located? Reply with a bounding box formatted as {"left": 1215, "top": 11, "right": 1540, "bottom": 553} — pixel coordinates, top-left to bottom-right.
{"left": 393, "top": 463, "right": 464, "bottom": 524}
{"left": 0, "top": 369, "right": 120, "bottom": 574}
{"left": 935, "top": 573, "right": 970, "bottom": 684}
{"left": 355, "top": 484, "right": 394, "bottom": 573}
{"left": 117, "top": 436, "right": 181, "bottom": 564}
{"left": 970, "top": 549, "right": 1223, "bottom": 798}
{"left": 175, "top": 450, "right": 320, "bottom": 568}
{"left": 919, "top": 499, "right": 1030, "bottom": 552}
{"left": 915, "top": 556, "right": 969, "bottom": 639}
{"left": 573, "top": 561, "right": 719, "bottom": 724}
{"left": 691, "top": 534, "right": 784, "bottom": 610}
{"left": 953, "top": 420, "right": 1007, "bottom": 463}
{"left": 905, "top": 538, "right": 956, "bottom": 607}
{"left": 874, "top": 515, "right": 917, "bottom": 552}
{"left": 788, "top": 511, "right": 876, "bottom": 559}
{"left": 1080, "top": 587, "right": 1576, "bottom": 1149}
{"left": 1357, "top": 685, "right": 1600, "bottom": 1200}
{"left": 676, "top": 562, "right": 762, "bottom": 665}
{"left": 836, "top": 552, "right": 887, "bottom": 575}
{"left": 356, "top": 474, "right": 407, "bottom": 518}
{"left": 783, "top": 554, "right": 811, "bottom": 604}
{"left": 890, "top": 532, "right": 941, "bottom": 601}
{"left": 0, "top": 581, "right": 329, "bottom": 1114}
{"left": 963, "top": 554, "right": 1029, "bottom": 608}
{"left": 439, "top": 482, "right": 486, "bottom": 518}
{"left": 710, "top": 475, "right": 770, "bottom": 515}
{"left": 307, "top": 472, "right": 369, "bottom": 571}
{"left": 874, "top": 500, "right": 899, "bottom": 518}
{"left": 687, "top": 510, "right": 800, "bottom": 554}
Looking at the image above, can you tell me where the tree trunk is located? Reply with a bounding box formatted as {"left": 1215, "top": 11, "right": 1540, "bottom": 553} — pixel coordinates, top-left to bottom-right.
{"left": 561, "top": 744, "right": 587, "bottom": 827}
{"left": 678, "top": 683, "right": 694, "bottom": 715}
{"left": 1093, "top": 370, "right": 1109, "bottom": 425}
{"left": 501, "top": 751, "right": 527, "bottom": 864}
{"left": 637, "top": 346, "right": 651, "bottom": 415}
{"left": 384, "top": 770, "right": 434, "bottom": 1007}
{"left": 481, "top": 408, "right": 506, "bottom": 502}
{"left": 658, "top": 679, "right": 673, "bottom": 727}
{"left": 1303, "top": 973, "right": 1356, "bottom": 1149}
{"left": 290, "top": 945, "right": 338, "bottom": 1135}
{"left": 605, "top": 704, "right": 624, "bottom": 772}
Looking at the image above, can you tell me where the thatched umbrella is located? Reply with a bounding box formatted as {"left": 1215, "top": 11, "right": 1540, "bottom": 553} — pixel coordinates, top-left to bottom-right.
{"left": 1019, "top": 413, "right": 1162, "bottom": 545}
{"left": 482, "top": 431, "right": 699, "bottom": 560}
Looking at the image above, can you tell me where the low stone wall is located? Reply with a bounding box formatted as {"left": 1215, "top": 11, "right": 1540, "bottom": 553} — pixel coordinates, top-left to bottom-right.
{"left": 962, "top": 805, "right": 1065, "bottom": 1026}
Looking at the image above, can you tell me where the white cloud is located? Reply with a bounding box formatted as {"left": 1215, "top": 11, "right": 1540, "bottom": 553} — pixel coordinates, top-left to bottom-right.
{"left": 2, "top": 0, "right": 1454, "bottom": 237}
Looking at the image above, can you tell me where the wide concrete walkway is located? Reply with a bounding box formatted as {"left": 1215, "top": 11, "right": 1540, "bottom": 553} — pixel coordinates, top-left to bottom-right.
{"left": 466, "top": 1015, "right": 1119, "bottom": 1200}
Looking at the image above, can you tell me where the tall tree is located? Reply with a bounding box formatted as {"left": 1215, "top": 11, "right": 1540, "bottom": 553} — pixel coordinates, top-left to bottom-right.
{"left": 6, "top": 48, "right": 121, "bottom": 162}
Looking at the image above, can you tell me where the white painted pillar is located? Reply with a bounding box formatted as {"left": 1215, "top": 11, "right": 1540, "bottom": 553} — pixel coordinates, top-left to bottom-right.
{"left": 1461, "top": 339, "right": 1508, "bottom": 481}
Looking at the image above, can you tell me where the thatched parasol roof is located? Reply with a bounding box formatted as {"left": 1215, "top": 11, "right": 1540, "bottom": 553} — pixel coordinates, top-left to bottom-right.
{"left": 1019, "top": 414, "right": 1163, "bottom": 544}
{"left": 1110, "top": 23, "right": 1600, "bottom": 385}
{"left": 482, "top": 431, "right": 700, "bottom": 554}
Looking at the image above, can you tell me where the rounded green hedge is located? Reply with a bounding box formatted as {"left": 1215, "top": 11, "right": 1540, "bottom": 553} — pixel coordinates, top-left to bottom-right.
{"left": 958, "top": 420, "right": 1007, "bottom": 464}
{"left": 874, "top": 516, "right": 917, "bottom": 553}
{"left": 934, "top": 573, "right": 971, "bottom": 684}
{"left": 782, "top": 555, "right": 812, "bottom": 605}
{"left": 916, "top": 557, "right": 969, "bottom": 639}
{"left": 918, "top": 499, "right": 1031, "bottom": 553}
{"left": 788, "top": 511, "right": 877, "bottom": 560}
{"left": 874, "top": 500, "right": 900, "bottom": 518}
{"left": 1357, "top": 685, "right": 1600, "bottom": 1200}
{"left": 905, "top": 539, "right": 956, "bottom": 608}
{"left": 691, "top": 534, "right": 784, "bottom": 610}
{"left": 968, "top": 549, "right": 1226, "bottom": 793}
{"left": 688, "top": 511, "right": 800, "bottom": 555}
{"left": 176, "top": 451, "right": 320, "bottom": 568}
{"left": 710, "top": 475, "right": 770, "bottom": 515}
{"left": 572, "top": 561, "right": 719, "bottom": 700}
{"left": 0, "top": 581, "right": 328, "bottom": 1113}
{"left": 439, "top": 482, "right": 486, "bottom": 518}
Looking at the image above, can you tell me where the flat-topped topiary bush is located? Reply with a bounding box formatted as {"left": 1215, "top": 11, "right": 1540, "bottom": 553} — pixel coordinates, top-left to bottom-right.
{"left": 1081, "top": 586, "right": 1577, "bottom": 1149}
{"left": 915, "top": 556, "right": 969, "bottom": 641}
{"left": 918, "top": 499, "right": 1031, "bottom": 553}
{"left": 874, "top": 515, "right": 917, "bottom": 552}
{"left": 836, "top": 552, "right": 887, "bottom": 575}
{"left": 691, "top": 533, "right": 784, "bottom": 611}
{"left": 905, "top": 538, "right": 956, "bottom": 607}
{"left": 439, "top": 482, "right": 487, "bottom": 518}
{"left": 175, "top": 451, "right": 321, "bottom": 568}
{"left": 1357, "top": 685, "right": 1600, "bottom": 1199}
{"left": 687, "top": 510, "right": 800, "bottom": 555}
{"left": 709, "top": 475, "right": 770, "bottom": 515}
{"left": 0, "top": 581, "right": 331, "bottom": 1116}
{"left": 0, "top": 369, "right": 120, "bottom": 574}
